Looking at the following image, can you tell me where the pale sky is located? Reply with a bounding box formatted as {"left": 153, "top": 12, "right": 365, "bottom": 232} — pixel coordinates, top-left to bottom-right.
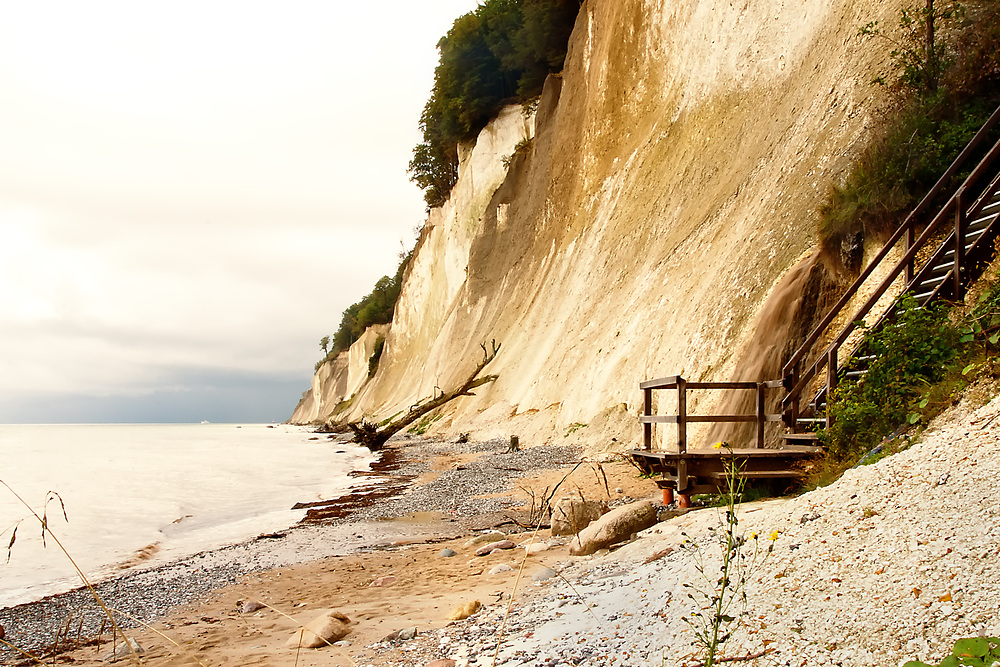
{"left": 0, "top": 0, "right": 480, "bottom": 423}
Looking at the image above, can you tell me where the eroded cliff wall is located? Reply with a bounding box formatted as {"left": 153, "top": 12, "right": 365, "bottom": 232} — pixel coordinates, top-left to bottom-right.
{"left": 298, "top": 0, "right": 907, "bottom": 452}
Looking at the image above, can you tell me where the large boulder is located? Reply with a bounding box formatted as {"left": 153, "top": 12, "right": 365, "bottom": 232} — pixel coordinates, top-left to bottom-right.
{"left": 568, "top": 501, "right": 657, "bottom": 556}
{"left": 550, "top": 496, "right": 608, "bottom": 536}
{"left": 287, "top": 610, "right": 352, "bottom": 649}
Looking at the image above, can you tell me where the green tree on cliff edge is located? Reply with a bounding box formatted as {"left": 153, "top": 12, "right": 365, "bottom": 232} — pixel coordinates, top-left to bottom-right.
{"left": 410, "top": 0, "right": 581, "bottom": 208}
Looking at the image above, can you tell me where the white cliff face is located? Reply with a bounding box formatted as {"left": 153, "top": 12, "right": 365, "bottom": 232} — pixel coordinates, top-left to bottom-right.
{"left": 298, "top": 0, "right": 907, "bottom": 451}
{"left": 289, "top": 324, "right": 389, "bottom": 423}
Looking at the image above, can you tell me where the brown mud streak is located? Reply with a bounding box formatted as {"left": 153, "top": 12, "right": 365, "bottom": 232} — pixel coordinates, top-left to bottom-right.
{"left": 291, "top": 445, "right": 416, "bottom": 522}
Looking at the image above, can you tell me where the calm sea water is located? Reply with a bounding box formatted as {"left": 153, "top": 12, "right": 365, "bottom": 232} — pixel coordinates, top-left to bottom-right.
{"left": 0, "top": 423, "right": 374, "bottom": 607}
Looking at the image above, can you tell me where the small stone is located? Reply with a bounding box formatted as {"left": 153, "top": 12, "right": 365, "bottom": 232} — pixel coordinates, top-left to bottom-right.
{"left": 799, "top": 511, "right": 822, "bottom": 524}
{"left": 489, "top": 564, "right": 514, "bottom": 575}
{"left": 0, "top": 623, "right": 4, "bottom": 640}
{"left": 532, "top": 567, "right": 557, "bottom": 582}
{"left": 100, "top": 638, "right": 143, "bottom": 662}
{"left": 439, "top": 548, "right": 458, "bottom": 557}
{"left": 448, "top": 600, "right": 482, "bottom": 621}
{"left": 615, "top": 487, "right": 624, "bottom": 494}
{"left": 525, "top": 542, "right": 549, "bottom": 555}
{"left": 465, "top": 531, "right": 506, "bottom": 548}
{"left": 241, "top": 600, "right": 266, "bottom": 614}
{"left": 937, "top": 472, "right": 950, "bottom": 485}
{"left": 476, "top": 540, "right": 516, "bottom": 556}
{"left": 398, "top": 626, "right": 418, "bottom": 641}
{"left": 425, "top": 660, "right": 457, "bottom": 667}
{"left": 369, "top": 575, "right": 398, "bottom": 587}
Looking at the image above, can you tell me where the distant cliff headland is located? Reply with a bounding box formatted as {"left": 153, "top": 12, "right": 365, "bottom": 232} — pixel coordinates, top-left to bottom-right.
{"left": 293, "top": 0, "right": 1000, "bottom": 456}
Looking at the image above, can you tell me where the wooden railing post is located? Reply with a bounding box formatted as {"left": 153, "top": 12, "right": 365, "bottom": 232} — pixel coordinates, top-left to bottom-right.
{"left": 677, "top": 376, "right": 687, "bottom": 454}
{"left": 786, "top": 366, "right": 800, "bottom": 429}
{"left": 905, "top": 223, "right": 915, "bottom": 284}
{"left": 755, "top": 382, "right": 766, "bottom": 448}
{"left": 827, "top": 346, "right": 838, "bottom": 429}
{"left": 954, "top": 187, "right": 966, "bottom": 297}
{"left": 643, "top": 387, "right": 652, "bottom": 451}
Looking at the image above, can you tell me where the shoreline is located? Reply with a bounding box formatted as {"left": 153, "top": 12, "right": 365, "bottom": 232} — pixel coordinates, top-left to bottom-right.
{"left": 2, "top": 395, "right": 998, "bottom": 666}
{"left": 0, "top": 434, "right": 588, "bottom": 660}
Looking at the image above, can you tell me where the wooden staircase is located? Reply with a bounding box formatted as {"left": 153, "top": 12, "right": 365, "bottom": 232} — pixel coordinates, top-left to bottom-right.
{"left": 782, "top": 103, "right": 1000, "bottom": 438}
{"left": 631, "top": 104, "right": 1000, "bottom": 503}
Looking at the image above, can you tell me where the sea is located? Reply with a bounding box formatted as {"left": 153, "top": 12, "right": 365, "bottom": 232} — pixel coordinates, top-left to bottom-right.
{"left": 0, "top": 423, "right": 375, "bottom": 608}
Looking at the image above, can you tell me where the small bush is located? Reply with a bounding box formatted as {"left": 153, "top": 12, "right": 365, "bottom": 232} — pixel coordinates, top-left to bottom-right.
{"left": 368, "top": 336, "right": 386, "bottom": 378}
{"left": 820, "top": 295, "right": 959, "bottom": 460}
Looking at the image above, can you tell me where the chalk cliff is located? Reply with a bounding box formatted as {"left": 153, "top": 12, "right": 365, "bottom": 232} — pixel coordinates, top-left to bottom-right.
{"left": 292, "top": 0, "right": 907, "bottom": 451}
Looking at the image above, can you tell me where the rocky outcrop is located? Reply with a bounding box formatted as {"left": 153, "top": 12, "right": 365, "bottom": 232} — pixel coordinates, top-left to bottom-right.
{"left": 295, "top": 0, "right": 906, "bottom": 452}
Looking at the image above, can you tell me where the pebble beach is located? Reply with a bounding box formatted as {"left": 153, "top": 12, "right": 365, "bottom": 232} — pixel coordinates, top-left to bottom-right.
{"left": 1, "top": 392, "right": 999, "bottom": 666}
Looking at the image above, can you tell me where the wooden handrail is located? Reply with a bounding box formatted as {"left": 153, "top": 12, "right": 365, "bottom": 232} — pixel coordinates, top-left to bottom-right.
{"left": 783, "top": 111, "right": 1000, "bottom": 410}
{"left": 782, "top": 103, "right": 1000, "bottom": 381}
{"left": 641, "top": 375, "right": 777, "bottom": 449}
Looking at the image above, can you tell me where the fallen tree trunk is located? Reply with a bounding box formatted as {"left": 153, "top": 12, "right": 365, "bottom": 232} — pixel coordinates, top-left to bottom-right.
{"left": 348, "top": 340, "right": 501, "bottom": 450}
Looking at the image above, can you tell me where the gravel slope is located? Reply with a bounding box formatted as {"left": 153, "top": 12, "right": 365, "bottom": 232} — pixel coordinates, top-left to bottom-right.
{"left": 387, "top": 395, "right": 1000, "bottom": 667}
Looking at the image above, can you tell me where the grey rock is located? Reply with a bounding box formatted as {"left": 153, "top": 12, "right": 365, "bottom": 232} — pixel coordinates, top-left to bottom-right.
{"left": 568, "top": 501, "right": 657, "bottom": 556}
{"left": 100, "top": 638, "right": 142, "bottom": 662}
{"left": 550, "top": 497, "right": 608, "bottom": 536}
{"left": 476, "top": 539, "right": 516, "bottom": 556}
{"left": 241, "top": 600, "right": 266, "bottom": 614}
{"left": 439, "top": 548, "right": 458, "bottom": 557}
{"left": 532, "top": 567, "right": 558, "bottom": 582}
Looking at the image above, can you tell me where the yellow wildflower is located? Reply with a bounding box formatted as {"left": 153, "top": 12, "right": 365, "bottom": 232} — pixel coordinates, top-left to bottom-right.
{"left": 769, "top": 529, "right": 779, "bottom": 542}
{"left": 712, "top": 441, "right": 724, "bottom": 449}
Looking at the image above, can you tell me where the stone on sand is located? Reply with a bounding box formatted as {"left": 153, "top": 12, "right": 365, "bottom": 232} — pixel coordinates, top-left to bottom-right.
{"left": 465, "top": 531, "right": 505, "bottom": 548}
{"left": 568, "top": 501, "right": 657, "bottom": 556}
{"left": 489, "top": 563, "right": 514, "bottom": 574}
{"left": 475, "top": 539, "right": 515, "bottom": 556}
{"left": 369, "top": 575, "right": 398, "bottom": 587}
{"left": 439, "top": 548, "right": 458, "bottom": 557}
{"left": 241, "top": 600, "right": 266, "bottom": 614}
{"left": 532, "top": 567, "right": 557, "bottom": 582}
{"left": 100, "top": 638, "right": 142, "bottom": 662}
{"left": 425, "top": 660, "right": 457, "bottom": 667}
{"left": 286, "top": 610, "right": 352, "bottom": 649}
{"left": 550, "top": 496, "right": 608, "bottom": 536}
{"left": 447, "top": 600, "right": 482, "bottom": 621}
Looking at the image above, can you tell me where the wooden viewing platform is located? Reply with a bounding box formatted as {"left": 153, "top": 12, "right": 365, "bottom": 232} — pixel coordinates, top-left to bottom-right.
{"left": 629, "top": 375, "right": 822, "bottom": 506}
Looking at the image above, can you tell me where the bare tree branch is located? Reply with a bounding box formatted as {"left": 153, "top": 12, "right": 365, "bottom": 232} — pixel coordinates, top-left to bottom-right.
{"left": 348, "top": 340, "right": 501, "bottom": 450}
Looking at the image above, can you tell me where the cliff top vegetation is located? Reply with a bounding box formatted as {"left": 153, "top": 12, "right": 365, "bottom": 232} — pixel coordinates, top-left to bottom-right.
{"left": 408, "top": 0, "right": 581, "bottom": 208}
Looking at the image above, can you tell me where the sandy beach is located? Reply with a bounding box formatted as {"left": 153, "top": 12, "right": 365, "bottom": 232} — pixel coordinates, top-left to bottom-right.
{"left": 4, "top": 392, "right": 1000, "bottom": 667}
{"left": 0, "top": 433, "right": 652, "bottom": 666}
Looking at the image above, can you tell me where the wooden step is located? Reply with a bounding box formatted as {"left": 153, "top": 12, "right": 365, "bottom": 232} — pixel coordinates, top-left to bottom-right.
{"left": 781, "top": 432, "right": 819, "bottom": 443}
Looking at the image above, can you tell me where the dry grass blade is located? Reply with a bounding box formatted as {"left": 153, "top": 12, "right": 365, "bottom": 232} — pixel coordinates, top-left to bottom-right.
{"left": 5, "top": 521, "right": 18, "bottom": 563}
{"left": 0, "top": 479, "right": 141, "bottom": 663}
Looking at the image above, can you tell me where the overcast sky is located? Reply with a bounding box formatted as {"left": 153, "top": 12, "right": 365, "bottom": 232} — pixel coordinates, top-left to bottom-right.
{"left": 0, "top": 0, "right": 480, "bottom": 423}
